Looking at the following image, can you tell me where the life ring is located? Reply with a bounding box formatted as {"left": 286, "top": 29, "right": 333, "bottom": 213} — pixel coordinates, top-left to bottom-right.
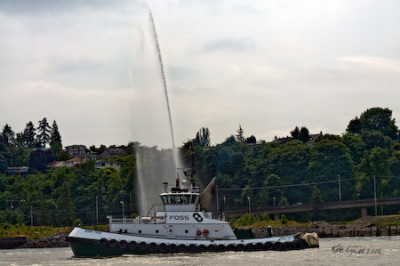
{"left": 109, "top": 239, "right": 118, "bottom": 248}
{"left": 196, "top": 229, "right": 202, "bottom": 236}
{"left": 118, "top": 240, "right": 128, "bottom": 249}
{"left": 202, "top": 229, "right": 209, "bottom": 237}
{"left": 99, "top": 238, "right": 108, "bottom": 247}
{"left": 128, "top": 241, "right": 137, "bottom": 250}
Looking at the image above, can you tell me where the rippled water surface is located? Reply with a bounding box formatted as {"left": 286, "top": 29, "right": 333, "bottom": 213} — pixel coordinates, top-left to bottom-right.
{"left": 0, "top": 236, "right": 399, "bottom": 266}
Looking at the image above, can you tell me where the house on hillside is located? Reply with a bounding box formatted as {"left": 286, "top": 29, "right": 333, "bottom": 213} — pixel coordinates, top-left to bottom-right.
{"left": 65, "top": 145, "right": 87, "bottom": 156}
{"left": 54, "top": 157, "right": 86, "bottom": 168}
{"left": 99, "top": 148, "right": 126, "bottom": 159}
{"left": 95, "top": 160, "right": 122, "bottom": 171}
{"left": 7, "top": 166, "right": 29, "bottom": 176}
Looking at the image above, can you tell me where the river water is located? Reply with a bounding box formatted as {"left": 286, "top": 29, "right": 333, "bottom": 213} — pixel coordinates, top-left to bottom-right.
{"left": 0, "top": 236, "right": 399, "bottom": 266}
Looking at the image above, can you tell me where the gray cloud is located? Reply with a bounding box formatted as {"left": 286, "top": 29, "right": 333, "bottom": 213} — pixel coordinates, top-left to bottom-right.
{"left": 199, "top": 38, "right": 256, "bottom": 53}
{"left": 0, "top": 0, "right": 147, "bottom": 15}
{"left": 1, "top": 0, "right": 400, "bottom": 148}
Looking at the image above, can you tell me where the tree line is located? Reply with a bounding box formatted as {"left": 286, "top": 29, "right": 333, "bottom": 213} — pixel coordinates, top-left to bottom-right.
{"left": 0, "top": 118, "right": 62, "bottom": 173}
{"left": 0, "top": 143, "right": 136, "bottom": 227}
{"left": 181, "top": 107, "right": 400, "bottom": 222}
{"left": 1, "top": 118, "right": 62, "bottom": 150}
{"left": 1, "top": 107, "right": 400, "bottom": 225}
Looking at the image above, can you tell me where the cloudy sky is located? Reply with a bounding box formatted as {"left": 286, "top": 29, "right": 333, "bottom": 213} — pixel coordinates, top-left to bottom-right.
{"left": 1, "top": 0, "right": 400, "bottom": 149}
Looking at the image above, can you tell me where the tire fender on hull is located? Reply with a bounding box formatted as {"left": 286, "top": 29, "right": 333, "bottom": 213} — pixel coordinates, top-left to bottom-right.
{"left": 109, "top": 239, "right": 118, "bottom": 248}
{"left": 159, "top": 243, "right": 168, "bottom": 252}
{"left": 119, "top": 240, "right": 128, "bottom": 249}
{"left": 139, "top": 242, "right": 147, "bottom": 251}
{"left": 99, "top": 238, "right": 108, "bottom": 247}
{"left": 128, "top": 241, "right": 137, "bottom": 250}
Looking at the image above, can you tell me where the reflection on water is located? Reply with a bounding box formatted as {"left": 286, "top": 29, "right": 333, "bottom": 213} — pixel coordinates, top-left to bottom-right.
{"left": 0, "top": 236, "right": 399, "bottom": 266}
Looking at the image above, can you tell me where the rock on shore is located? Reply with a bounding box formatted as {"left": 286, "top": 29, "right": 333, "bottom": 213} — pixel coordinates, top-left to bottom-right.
{"left": 252, "top": 217, "right": 400, "bottom": 238}
{"left": 19, "top": 231, "right": 70, "bottom": 249}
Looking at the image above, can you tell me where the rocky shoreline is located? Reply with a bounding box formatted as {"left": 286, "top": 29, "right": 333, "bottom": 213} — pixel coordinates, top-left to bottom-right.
{"left": 0, "top": 231, "right": 70, "bottom": 249}
{"left": 254, "top": 216, "right": 400, "bottom": 238}
{"left": 254, "top": 223, "right": 400, "bottom": 238}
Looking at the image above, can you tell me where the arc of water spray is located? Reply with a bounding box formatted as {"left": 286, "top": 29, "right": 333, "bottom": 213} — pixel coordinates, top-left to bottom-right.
{"left": 149, "top": 10, "right": 177, "bottom": 169}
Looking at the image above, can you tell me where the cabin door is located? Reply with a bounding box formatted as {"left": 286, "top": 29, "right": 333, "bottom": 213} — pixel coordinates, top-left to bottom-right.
{"left": 167, "top": 226, "right": 174, "bottom": 238}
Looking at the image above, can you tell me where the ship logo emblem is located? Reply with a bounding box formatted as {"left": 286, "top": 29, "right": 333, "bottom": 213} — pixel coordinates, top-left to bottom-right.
{"left": 193, "top": 213, "right": 203, "bottom": 222}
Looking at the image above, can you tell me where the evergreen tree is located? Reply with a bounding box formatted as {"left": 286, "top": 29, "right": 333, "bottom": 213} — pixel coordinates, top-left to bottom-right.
{"left": 56, "top": 182, "right": 75, "bottom": 226}
{"left": 14, "top": 132, "right": 27, "bottom": 148}
{"left": 194, "top": 127, "right": 211, "bottom": 147}
{"left": 311, "top": 185, "right": 324, "bottom": 221}
{"left": 0, "top": 143, "right": 8, "bottom": 173}
{"left": 24, "top": 121, "right": 36, "bottom": 148}
{"left": 36, "top": 118, "right": 51, "bottom": 148}
{"left": 1, "top": 124, "right": 15, "bottom": 147}
{"left": 236, "top": 125, "right": 245, "bottom": 142}
{"left": 37, "top": 199, "right": 55, "bottom": 226}
{"left": 290, "top": 126, "right": 300, "bottom": 140}
{"left": 50, "top": 120, "right": 62, "bottom": 152}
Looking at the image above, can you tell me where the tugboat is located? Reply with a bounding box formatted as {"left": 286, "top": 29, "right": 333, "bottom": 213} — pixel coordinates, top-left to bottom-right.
{"left": 66, "top": 169, "right": 319, "bottom": 257}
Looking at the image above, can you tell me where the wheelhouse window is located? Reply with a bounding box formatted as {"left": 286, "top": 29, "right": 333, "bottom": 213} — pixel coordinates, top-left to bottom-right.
{"left": 161, "top": 195, "right": 170, "bottom": 204}
{"left": 183, "top": 195, "right": 191, "bottom": 204}
{"left": 161, "top": 194, "right": 200, "bottom": 205}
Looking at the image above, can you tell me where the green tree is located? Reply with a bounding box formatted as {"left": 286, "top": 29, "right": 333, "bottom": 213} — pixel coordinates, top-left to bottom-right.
{"left": 37, "top": 199, "right": 56, "bottom": 226}
{"left": 257, "top": 174, "right": 284, "bottom": 206}
{"left": 359, "top": 107, "right": 398, "bottom": 139}
{"left": 50, "top": 120, "right": 62, "bottom": 153}
{"left": 236, "top": 125, "right": 245, "bottom": 142}
{"left": 194, "top": 127, "right": 211, "bottom": 147}
{"left": 246, "top": 135, "right": 256, "bottom": 144}
{"left": 36, "top": 118, "right": 51, "bottom": 148}
{"left": 299, "top": 127, "right": 310, "bottom": 143}
{"left": 346, "top": 116, "right": 361, "bottom": 134}
{"left": 56, "top": 182, "right": 75, "bottom": 226}
{"left": 311, "top": 186, "right": 324, "bottom": 221}
{"left": 290, "top": 126, "right": 300, "bottom": 140}
{"left": 362, "top": 130, "right": 386, "bottom": 150}
{"left": 342, "top": 134, "right": 365, "bottom": 165}
{"left": 0, "top": 143, "right": 7, "bottom": 173}
{"left": 1, "top": 124, "right": 15, "bottom": 147}
{"left": 308, "top": 139, "right": 355, "bottom": 202}
{"left": 272, "top": 140, "right": 311, "bottom": 204}
{"left": 24, "top": 121, "right": 36, "bottom": 148}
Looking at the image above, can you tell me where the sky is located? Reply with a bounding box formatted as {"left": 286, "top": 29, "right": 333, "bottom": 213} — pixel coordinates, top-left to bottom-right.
{"left": 1, "top": 0, "right": 400, "bottom": 149}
